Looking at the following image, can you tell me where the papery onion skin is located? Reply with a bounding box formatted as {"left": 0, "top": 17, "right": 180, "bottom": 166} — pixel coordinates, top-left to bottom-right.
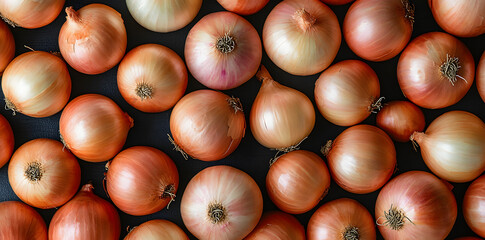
{"left": 307, "top": 198, "right": 376, "bottom": 240}
{"left": 59, "top": 94, "right": 134, "bottom": 162}
{"left": 477, "top": 51, "right": 485, "bottom": 103}
{"left": 463, "top": 175, "right": 485, "bottom": 237}
{"left": 117, "top": 44, "right": 188, "bottom": 113}
{"left": 181, "top": 165, "right": 263, "bottom": 240}
{"left": 0, "top": 0, "right": 64, "bottom": 28}
{"left": 266, "top": 150, "right": 330, "bottom": 214}
{"left": 106, "top": 146, "right": 179, "bottom": 216}
{"left": 376, "top": 100, "right": 425, "bottom": 142}
{"left": 245, "top": 211, "right": 305, "bottom": 240}
{"left": 0, "top": 114, "right": 14, "bottom": 168}
{"left": 314, "top": 60, "right": 380, "bottom": 126}
{"left": 0, "top": 20, "right": 14, "bottom": 74}
{"left": 375, "top": 171, "right": 457, "bottom": 239}
{"left": 185, "top": 11, "right": 262, "bottom": 90}
{"left": 429, "top": 0, "right": 485, "bottom": 37}
{"left": 320, "top": 0, "right": 354, "bottom": 5}
{"left": 59, "top": 4, "right": 127, "bottom": 75}
{"left": 126, "top": 0, "right": 202, "bottom": 33}
{"left": 397, "top": 32, "right": 474, "bottom": 109}
{"left": 343, "top": 0, "right": 414, "bottom": 61}
{"left": 411, "top": 111, "right": 485, "bottom": 183}
{"left": 170, "top": 89, "right": 246, "bottom": 161}
{"left": 8, "top": 138, "right": 81, "bottom": 209}
{"left": 124, "top": 219, "right": 189, "bottom": 240}
{"left": 263, "top": 0, "right": 341, "bottom": 75}
{"left": 324, "top": 124, "right": 396, "bottom": 194}
{"left": 49, "top": 183, "right": 121, "bottom": 240}
{"left": 0, "top": 201, "right": 47, "bottom": 240}
{"left": 2, "top": 51, "right": 71, "bottom": 118}
{"left": 216, "top": 0, "right": 269, "bottom": 15}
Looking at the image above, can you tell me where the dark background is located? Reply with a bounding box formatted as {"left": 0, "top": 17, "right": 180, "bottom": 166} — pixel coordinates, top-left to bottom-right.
{"left": 0, "top": 0, "right": 484, "bottom": 239}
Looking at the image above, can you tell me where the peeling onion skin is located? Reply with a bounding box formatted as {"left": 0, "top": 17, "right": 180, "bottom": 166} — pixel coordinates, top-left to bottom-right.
{"left": 477, "top": 51, "right": 485, "bottom": 103}
{"left": 216, "top": 0, "right": 269, "bottom": 15}
{"left": 0, "top": 0, "right": 64, "bottom": 29}
{"left": 0, "top": 20, "right": 14, "bottom": 74}
{"left": 124, "top": 219, "right": 189, "bottom": 240}
{"left": 463, "top": 175, "right": 485, "bottom": 237}
{"left": 376, "top": 100, "right": 425, "bottom": 142}
{"left": 320, "top": 0, "right": 354, "bottom": 5}
{"left": 245, "top": 211, "right": 305, "bottom": 240}
{"left": 0, "top": 114, "right": 14, "bottom": 168}
{"left": 0, "top": 201, "right": 47, "bottom": 240}
{"left": 411, "top": 111, "right": 485, "bottom": 183}
{"left": 429, "top": 0, "right": 485, "bottom": 37}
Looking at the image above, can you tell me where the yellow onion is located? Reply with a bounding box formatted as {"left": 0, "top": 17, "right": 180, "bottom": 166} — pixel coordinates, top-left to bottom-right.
{"left": 477, "top": 51, "right": 485, "bottom": 103}
{"left": 463, "top": 175, "right": 485, "bottom": 237}
{"left": 0, "top": 0, "right": 64, "bottom": 28}
{"left": 0, "top": 114, "right": 14, "bottom": 168}
{"left": 429, "top": 0, "right": 485, "bottom": 37}
{"left": 376, "top": 100, "right": 425, "bottom": 142}
{"left": 0, "top": 201, "right": 47, "bottom": 240}
{"left": 245, "top": 211, "right": 305, "bottom": 240}
{"left": 0, "top": 20, "right": 14, "bottom": 74}
{"left": 124, "top": 219, "right": 189, "bottom": 240}
{"left": 216, "top": 0, "right": 269, "bottom": 15}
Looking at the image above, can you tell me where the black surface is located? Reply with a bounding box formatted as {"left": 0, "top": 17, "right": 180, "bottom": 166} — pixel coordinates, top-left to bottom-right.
{"left": 0, "top": 0, "right": 484, "bottom": 239}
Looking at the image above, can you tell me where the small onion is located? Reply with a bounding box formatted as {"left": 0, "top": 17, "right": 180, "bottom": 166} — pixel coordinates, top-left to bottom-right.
{"left": 0, "top": 114, "right": 14, "bottom": 168}
{"left": 376, "top": 100, "right": 425, "bottom": 142}
{"left": 185, "top": 11, "right": 262, "bottom": 90}
{"left": 124, "top": 219, "right": 188, "bottom": 240}
{"left": 375, "top": 171, "right": 457, "bottom": 239}
{"left": 0, "top": 201, "right": 47, "bottom": 240}
{"left": 411, "top": 111, "right": 485, "bottom": 183}
{"left": 117, "top": 44, "right": 188, "bottom": 113}
{"left": 463, "top": 175, "right": 485, "bottom": 237}
{"left": 397, "top": 32, "right": 474, "bottom": 109}
{"left": 307, "top": 198, "right": 376, "bottom": 240}
{"left": 181, "top": 165, "right": 263, "bottom": 240}
{"left": 314, "top": 60, "right": 381, "bottom": 126}
{"left": 0, "top": 20, "right": 14, "bottom": 74}
{"left": 2, "top": 51, "right": 71, "bottom": 118}
{"left": 263, "top": 0, "right": 341, "bottom": 75}
{"left": 323, "top": 124, "right": 396, "bottom": 194}
{"left": 429, "top": 0, "right": 485, "bottom": 37}
{"left": 126, "top": 0, "right": 202, "bottom": 33}
{"left": 8, "top": 138, "right": 81, "bottom": 209}
{"left": 0, "top": 0, "right": 64, "bottom": 28}
{"left": 477, "top": 51, "right": 485, "bottom": 103}
{"left": 266, "top": 150, "right": 330, "bottom": 214}
{"left": 59, "top": 94, "right": 134, "bottom": 162}
{"left": 245, "top": 211, "right": 305, "bottom": 240}
{"left": 59, "top": 4, "right": 127, "bottom": 75}
{"left": 216, "top": 0, "right": 269, "bottom": 15}
{"left": 319, "top": 0, "right": 354, "bottom": 5}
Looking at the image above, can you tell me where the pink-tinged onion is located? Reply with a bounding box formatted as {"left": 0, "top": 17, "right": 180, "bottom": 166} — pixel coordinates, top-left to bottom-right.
{"left": 185, "top": 11, "right": 262, "bottom": 90}
{"left": 245, "top": 211, "right": 305, "bottom": 240}
{"left": 0, "top": 20, "right": 14, "bottom": 74}
{"left": 463, "top": 175, "right": 485, "bottom": 237}
{"left": 429, "top": 0, "right": 485, "bottom": 37}
{"left": 376, "top": 100, "right": 425, "bottom": 142}
{"left": 0, "top": 0, "right": 64, "bottom": 28}
{"left": 320, "top": 0, "right": 354, "bottom": 5}
{"left": 124, "top": 219, "right": 189, "bottom": 240}
{"left": 0, "top": 201, "right": 47, "bottom": 240}
{"left": 0, "top": 114, "right": 14, "bottom": 168}
{"left": 216, "top": 0, "right": 269, "bottom": 15}
{"left": 477, "top": 51, "right": 485, "bottom": 103}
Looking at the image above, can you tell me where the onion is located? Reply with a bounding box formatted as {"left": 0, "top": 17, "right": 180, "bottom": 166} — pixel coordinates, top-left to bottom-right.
{"left": 0, "top": 201, "right": 47, "bottom": 239}
{"left": 245, "top": 211, "right": 305, "bottom": 240}
{"left": 0, "top": 0, "right": 64, "bottom": 28}
{"left": 216, "top": 0, "right": 269, "bottom": 15}
{"left": 314, "top": 60, "right": 381, "bottom": 126}
{"left": 0, "top": 114, "right": 13, "bottom": 168}
{"left": 477, "top": 51, "right": 485, "bottom": 103}
{"left": 263, "top": 0, "right": 341, "bottom": 75}
{"left": 323, "top": 124, "right": 396, "bottom": 194}
{"left": 0, "top": 20, "right": 14, "bottom": 74}
{"left": 106, "top": 146, "right": 179, "bottom": 216}
{"left": 307, "top": 198, "right": 376, "bottom": 240}
{"left": 124, "top": 219, "right": 188, "bottom": 240}
{"left": 2, "top": 51, "right": 71, "bottom": 118}
{"left": 184, "top": 11, "right": 262, "bottom": 90}
{"left": 454, "top": 238, "right": 483, "bottom": 240}
{"left": 49, "top": 183, "right": 121, "bottom": 240}
{"left": 250, "top": 66, "right": 315, "bottom": 150}
{"left": 169, "top": 89, "right": 245, "bottom": 161}
{"left": 117, "top": 44, "right": 188, "bottom": 113}
{"left": 411, "top": 111, "right": 485, "bottom": 183}
{"left": 343, "top": 0, "right": 414, "bottom": 61}
{"left": 59, "top": 94, "right": 134, "bottom": 162}
{"left": 266, "top": 150, "right": 331, "bottom": 214}
{"left": 126, "top": 0, "right": 202, "bottom": 33}
{"left": 397, "top": 32, "right": 475, "bottom": 109}
{"left": 8, "top": 138, "right": 81, "bottom": 209}
{"left": 375, "top": 171, "right": 457, "bottom": 239}
{"left": 429, "top": 0, "right": 485, "bottom": 37}
{"left": 59, "top": 4, "right": 127, "bottom": 75}
{"left": 376, "top": 100, "right": 425, "bottom": 142}
{"left": 181, "top": 165, "right": 263, "bottom": 240}
{"left": 319, "top": 0, "right": 354, "bottom": 5}
{"left": 463, "top": 175, "right": 485, "bottom": 237}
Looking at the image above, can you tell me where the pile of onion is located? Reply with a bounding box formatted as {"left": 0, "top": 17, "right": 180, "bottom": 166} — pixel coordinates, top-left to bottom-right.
{"left": 429, "top": 0, "right": 485, "bottom": 37}
{"left": 245, "top": 211, "right": 305, "bottom": 240}
{"left": 0, "top": 201, "right": 47, "bottom": 240}
{"left": 0, "top": 114, "right": 13, "bottom": 168}
{"left": 216, "top": 0, "right": 269, "bottom": 15}
{"left": 477, "top": 51, "right": 485, "bottom": 103}
{"left": 124, "top": 219, "right": 189, "bottom": 240}
{"left": 0, "top": 0, "right": 64, "bottom": 28}
{"left": 0, "top": 20, "right": 14, "bottom": 74}
{"left": 463, "top": 175, "right": 485, "bottom": 237}
{"left": 376, "top": 100, "right": 425, "bottom": 142}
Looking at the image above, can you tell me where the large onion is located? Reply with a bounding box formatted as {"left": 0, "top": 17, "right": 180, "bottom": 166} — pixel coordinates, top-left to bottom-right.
{"left": 245, "top": 211, "right": 305, "bottom": 240}
{"left": 0, "top": 20, "right": 14, "bottom": 74}
{"left": 0, "top": 201, "right": 47, "bottom": 240}
{"left": 376, "top": 100, "right": 425, "bottom": 142}
{"left": 124, "top": 219, "right": 189, "bottom": 240}
{"left": 0, "top": 114, "right": 14, "bottom": 168}
{"left": 463, "top": 174, "right": 485, "bottom": 237}
{"left": 477, "top": 51, "right": 485, "bottom": 103}
{"left": 216, "top": 0, "right": 269, "bottom": 15}
{"left": 429, "top": 0, "right": 485, "bottom": 37}
{"left": 0, "top": 0, "right": 64, "bottom": 28}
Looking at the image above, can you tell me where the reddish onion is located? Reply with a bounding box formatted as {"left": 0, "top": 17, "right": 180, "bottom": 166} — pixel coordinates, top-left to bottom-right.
{"left": 266, "top": 150, "right": 331, "bottom": 214}
{"left": 314, "top": 60, "right": 381, "bottom": 126}
{"left": 0, "top": 20, "right": 14, "bottom": 74}
{"left": 323, "top": 124, "right": 396, "bottom": 194}
{"left": 307, "top": 198, "right": 376, "bottom": 240}
{"left": 463, "top": 175, "right": 485, "bottom": 237}
{"left": 106, "top": 146, "right": 179, "bottom": 216}
{"left": 181, "top": 165, "right": 263, "bottom": 240}
{"left": 245, "top": 211, "right": 305, "bottom": 240}
{"left": 59, "top": 94, "right": 134, "bottom": 162}
{"left": 59, "top": 4, "right": 127, "bottom": 75}
{"left": 0, "top": 201, "right": 47, "bottom": 240}
{"left": 124, "top": 219, "right": 189, "bottom": 240}
{"left": 263, "top": 0, "right": 341, "bottom": 75}
{"left": 375, "top": 171, "right": 457, "bottom": 239}
{"left": 0, "top": 0, "right": 64, "bottom": 28}
{"left": 376, "top": 100, "right": 425, "bottom": 142}
{"left": 397, "top": 32, "right": 475, "bottom": 109}
{"left": 117, "top": 44, "right": 188, "bottom": 113}
{"left": 0, "top": 114, "right": 14, "bottom": 168}
{"left": 8, "top": 138, "right": 81, "bottom": 209}
{"left": 411, "top": 111, "right": 485, "bottom": 183}
{"left": 320, "top": 0, "right": 354, "bottom": 5}
{"left": 169, "top": 89, "right": 245, "bottom": 161}
{"left": 185, "top": 11, "right": 262, "bottom": 90}
{"left": 49, "top": 183, "right": 121, "bottom": 240}
{"left": 216, "top": 0, "right": 269, "bottom": 15}
{"left": 477, "top": 51, "right": 485, "bottom": 103}
{"left": 429, "top": 0, "right": 485, "bottom": 37}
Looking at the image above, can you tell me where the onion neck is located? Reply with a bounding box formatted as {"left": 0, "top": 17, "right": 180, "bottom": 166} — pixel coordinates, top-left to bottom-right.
{"left": 321, "top": 140, "right": 333, "bottom": 157}
{"left": 208, "top": 202, "right": 226, "bottom": 224}
{"left": 66, "top": 7, "right": 81, "bottom": 24}
{"left": 135, "top": 82, "right": 153, "bottom": 100}
{"left": 24, "top": 162, "right": 44, "bottom": 182}
{"left": 343, "top": 226, "right": 360, "bottom": 240}
{"left": 256, "top": 65, "right": 274, "bottom": 84}
{"left": 226, "top": 97, "right": 243, "bottom": 113}
{"left": 292, "top": 9, "right": 316, "bottom": 32}
{"left": 81, "top": 183, "right": 94, "bottom": 193}
{"left": 440, "top": 54, "right": 467, "bottom": 86}
{"left": 401, "top": 0, "right": 415, "bottom": 27}
{"left": 216, "top": 33, "right": 236, "bottom": 54}
{"left": 4, "top": 98, "right": 18, "bottom": 115}
{"left": 369, "top": 97, "right": 385, "bottom": 113}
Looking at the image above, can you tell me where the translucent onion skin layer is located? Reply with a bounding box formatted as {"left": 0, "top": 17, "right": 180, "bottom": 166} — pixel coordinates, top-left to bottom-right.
{"left": 0, "top": 114, "right": 14, "bottom": 168}
{"left": 124, "top": 219, "right": 189, "bottom": 240}
{"left": 0, "top": 201, "right": 47, "bottom": 240}
{"left": 477, "top": 51, "right": 485, "bottom": 103}
{"left": 429, "top": 0, "right": 485, "bottom": 37}
{"left": 463, "top": 175, "right": 485, "bottom": 237}
{"left": 245, "top": 211, "right": 305, "bottom": 240}
{"left": 0, "top": 0, "right": 64, "bottom": 28}
{"left": 376, "top": 100, "right": 425, "bottom": 142}
{"left": 216, "top": 0, "right": 269, "bottom": 15}
{"left": 0, "top": 20, "right": 14, "bottom": 74}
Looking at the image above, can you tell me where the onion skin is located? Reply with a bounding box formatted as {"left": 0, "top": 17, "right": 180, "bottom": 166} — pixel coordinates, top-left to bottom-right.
{"left": 320, "top": 0, "right": 354, "bottom": 5}
{"left": 375, "top": 171, "right": 457, "bottom": 239}
{"left": 0, "top": 20, "right": 14, "bottom": 74}
{"left": 397, "top": 32, "right": 474, "bottom": 109}
{"left": 245, "top": 211, "right": 305, "bottom": 240}
{"left": 106, "top": 146, "right": 179, "bottom": 216}
{"left": 463, "top": 175, "right": 485, "bottom": 237}
{"left": 429, "top": 0, "right": 485, "bottom": 37}
{"left": 411, "top": 111, "right": 485, "bottom": 183}
{"left": 0, "top": 114, "right": 14, "bottom": 168}
{"left": 117, "top": 44, "right": 188, "bottom": 113}
{"left": 376, "top": 101, "right": 425, "bottom": 142}
{"left": 307, "top": 198, "right": 376, "bottom": 240}
{"left": 266, "top": 150, "right": 330, "bottom": 214}
{"left": 478, "top": 51, "right": 485, "bottom": 103}
{"left": 0, "top": 201, "right": 47, "bottom": 240}
{"left": 124, "top": 219, "right": 189, "bottom": 240}
{"left": 0, "top": 0, "right": 64, "bottom": 28}
{"left": 216, "top": 0, "right": 269, "bottom": 15}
